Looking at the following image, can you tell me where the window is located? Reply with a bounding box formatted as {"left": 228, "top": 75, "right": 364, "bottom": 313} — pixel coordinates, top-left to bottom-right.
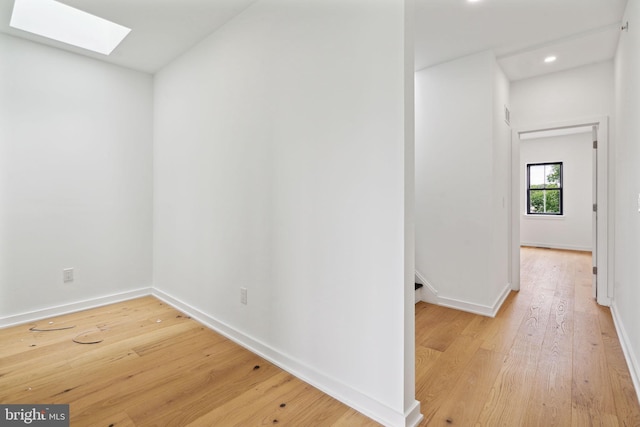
{"left": 527, "top": 162, "right": 562, "bottom": 215}
{"left": 10, "top": 0, "right": 131, "bottom": 55}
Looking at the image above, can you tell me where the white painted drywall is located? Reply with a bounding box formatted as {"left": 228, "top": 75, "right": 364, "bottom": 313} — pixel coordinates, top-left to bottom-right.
{"left": 492, "top": 62, "right": 511, "bottom": 302}
{"left": 415, "top": 51, "right": 511, "bottom": 314}
{"left": 153, "top": 0, "right": 418, "bottom": 425}
{"left": 0, "top": 34, "right": 153, "bottom": 319}
{"left": 613, "top": 0, "right": 640, "bottom": 398}
{"left": 520, "top": 132, "right": 593, "bottom": 251}
{"left": 510, "top": 61, "right": 614, "bottom": 127}
{"left": 403, "top": 0, "right": 418, "bottom": 416}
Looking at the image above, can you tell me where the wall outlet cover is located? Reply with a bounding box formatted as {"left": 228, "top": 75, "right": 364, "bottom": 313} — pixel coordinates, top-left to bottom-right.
{"left": 63, "top": 268, "right": 74, "bottom": 283}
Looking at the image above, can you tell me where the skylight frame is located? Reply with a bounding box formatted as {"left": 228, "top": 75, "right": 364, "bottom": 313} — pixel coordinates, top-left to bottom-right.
{"left": 10, "top": 0, "right": 131, "bottom": 55}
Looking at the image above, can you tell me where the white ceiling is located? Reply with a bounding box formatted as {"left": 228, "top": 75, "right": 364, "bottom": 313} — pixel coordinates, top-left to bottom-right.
{"left": 415, "top": 0, "right": 628, "bottom": 80}
{"left": 0, "top": 0, "right": 630, "bottom": 80}
{"left": 0, "top": 0, "right": 258, "bottom": 74}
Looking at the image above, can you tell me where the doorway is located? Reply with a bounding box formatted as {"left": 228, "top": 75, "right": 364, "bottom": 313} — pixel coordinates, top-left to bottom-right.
{"left": 510, "top": 117, "right": 610, "bottom": 306}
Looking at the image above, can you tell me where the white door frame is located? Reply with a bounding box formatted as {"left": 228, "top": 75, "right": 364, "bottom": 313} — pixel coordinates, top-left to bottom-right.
{"left": 510, "top": 116, "right": 610, "bottom": 306}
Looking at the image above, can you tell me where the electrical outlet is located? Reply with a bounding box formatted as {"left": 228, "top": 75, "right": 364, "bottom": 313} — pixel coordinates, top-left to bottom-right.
{"left": 63, "top": 268, "right": 74, "bottom": 283}
{"left": 240, "top": 287, "right": 247, "bottom": 305}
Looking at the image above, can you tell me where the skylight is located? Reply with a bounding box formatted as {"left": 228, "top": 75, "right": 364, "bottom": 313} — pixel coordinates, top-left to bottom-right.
{"left": 10, "top": 0, "right": 131, "bottom": 55}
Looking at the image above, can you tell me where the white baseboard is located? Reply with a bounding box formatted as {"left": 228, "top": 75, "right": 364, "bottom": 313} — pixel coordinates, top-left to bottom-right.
{"left": 404, "top": 401, "right": 424, "bottom": 427}
{"left": 610, "top": 302, "right": 640, "bottom": 407}
{"left": 414, "top": 270, "right": 511, "bottom": 318}
{"left": 438, "top": 283, "right": 511, "bottom": 317}
{"left": 521, "top": 242, "right": 592, "bottom": 252}
{"left": 414, "top": 271, "right": 438, "bottom": 304}
{"left": 0, "top": 287, "right": 153, "bottom": 329}
{"left": 152, "top": 288, "right": 422, "bottom": 427}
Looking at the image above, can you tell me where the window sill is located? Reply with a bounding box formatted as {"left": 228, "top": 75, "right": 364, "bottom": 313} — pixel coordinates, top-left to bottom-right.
{"left": 523, "top": 214, "right": 565, "bottom": 220}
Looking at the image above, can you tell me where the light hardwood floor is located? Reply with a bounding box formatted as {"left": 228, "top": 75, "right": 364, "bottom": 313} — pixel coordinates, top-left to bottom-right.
{"left": 0, "top": 297, "right": 378, "bottom": 426}
{"left": 1, "top": 247, "right": 639, "bottom": 426}
{"left": 416, "top": 247, "right": 640, "bottom": 426}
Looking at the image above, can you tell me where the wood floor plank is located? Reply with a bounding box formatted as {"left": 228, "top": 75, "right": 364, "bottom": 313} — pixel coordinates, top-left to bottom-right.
{"left": 183, "top": 371, "right": 302, "bottom": 426}
{"left": 523, "top": 295, "right": 573, "bottom": 426}
{"left": 415, "top": 344, "right": 442, "bottom": 385}
{"left": 574, "top": 282, "right": 597, "bottom": 314}
{"left": 596, "top": 306, "right": 640, "bottom": 426}
{"left": 7, "top": 337, "right": 205, "bottom": 410}
{"left": 416, "top": 305, "right": 461, "bottom": 351}
{"left": 460, "top": 309, "right": 495, "bottom": 339}
{"left": 91, "top": 342, "right": 268, "bottom": 420}
{"left": 128, "top": 356, "right": 282, "bottom": 425}
{"left": 571, "top": 405, "right": 620, "bottom": 427}
{"left": 475, "top": 290, "right": 554, "bottom": 426}
{"left": 553, "top": 253, "right": 576, "bottom": 299}
{"left": 0, "top": 321, "right": 206, "bottom": 403}
{"left": 479, "top": 291, "right": 532, "bottom": 355}
{"left": 103, "top": 411, "right": 137, "bottom": 427}
{"left": 572, "top": 311, "right": 617, "bottom": 416}
{"left": 332, "top": 409, "right": 382, "bottom": 427}
{"left": 426, "top": 348, "right": 505, "bottom": 426}
{"left": 416, "top": 334, "right": 483, "bottom": 422}
{"left": 284, "top": 392, "right": 354, "bottom": 426}
{"left": 418, "top": 307, "right": 475, "bottom": 352}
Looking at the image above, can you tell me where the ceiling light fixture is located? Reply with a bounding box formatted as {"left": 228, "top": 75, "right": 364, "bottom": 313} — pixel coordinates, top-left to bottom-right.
{"left": 10, "top": 0, "right": 131, "bottom": 55}
{"left": 544, "top": 56, "right": 557, "bottom": 63}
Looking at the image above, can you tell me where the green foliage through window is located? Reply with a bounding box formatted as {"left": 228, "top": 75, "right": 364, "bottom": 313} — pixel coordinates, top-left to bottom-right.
{"left": 527, "top": 163, "right": 562, "bottom": 215}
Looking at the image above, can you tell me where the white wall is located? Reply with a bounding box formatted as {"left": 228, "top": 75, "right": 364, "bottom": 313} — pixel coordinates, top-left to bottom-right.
{"left": 510, "top": 61, "right": 614, "bottom": 127}
{"left": 415, "top": 51, "right": 511, "bottom": 315}
{"left": 520, "top": 132, "right": 593, "bottom": 251}
{"left": 613, "top": 0, "right": 640, "bottom": 399}
{"left": 0, "top": 34, "right": 154, "bottom": 322}
{"left": 153, "top": 1, "right": 419, "bottom": 425}
{"left": 492, "top": 63, "right": 511, "bottom": 303}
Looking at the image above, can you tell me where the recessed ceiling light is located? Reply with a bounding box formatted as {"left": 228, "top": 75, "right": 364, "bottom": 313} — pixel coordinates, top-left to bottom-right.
{"left": 544, "top": 56, "right": 557, "bottom": 63}
{"left": 468, "top": 0, "right": 482, "bottom": 3}
{"left": 10, "top": 0, "right": 131, "bottom": 55}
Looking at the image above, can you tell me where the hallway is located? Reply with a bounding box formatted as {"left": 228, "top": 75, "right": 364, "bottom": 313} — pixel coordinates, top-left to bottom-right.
{"left": 415, "top": 247, "right": 640, "bottom": 426}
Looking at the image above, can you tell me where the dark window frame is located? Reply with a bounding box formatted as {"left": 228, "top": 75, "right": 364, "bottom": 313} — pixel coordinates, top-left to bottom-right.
{"left": 526, "top": 162, "right": 563, "bottom": 215}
